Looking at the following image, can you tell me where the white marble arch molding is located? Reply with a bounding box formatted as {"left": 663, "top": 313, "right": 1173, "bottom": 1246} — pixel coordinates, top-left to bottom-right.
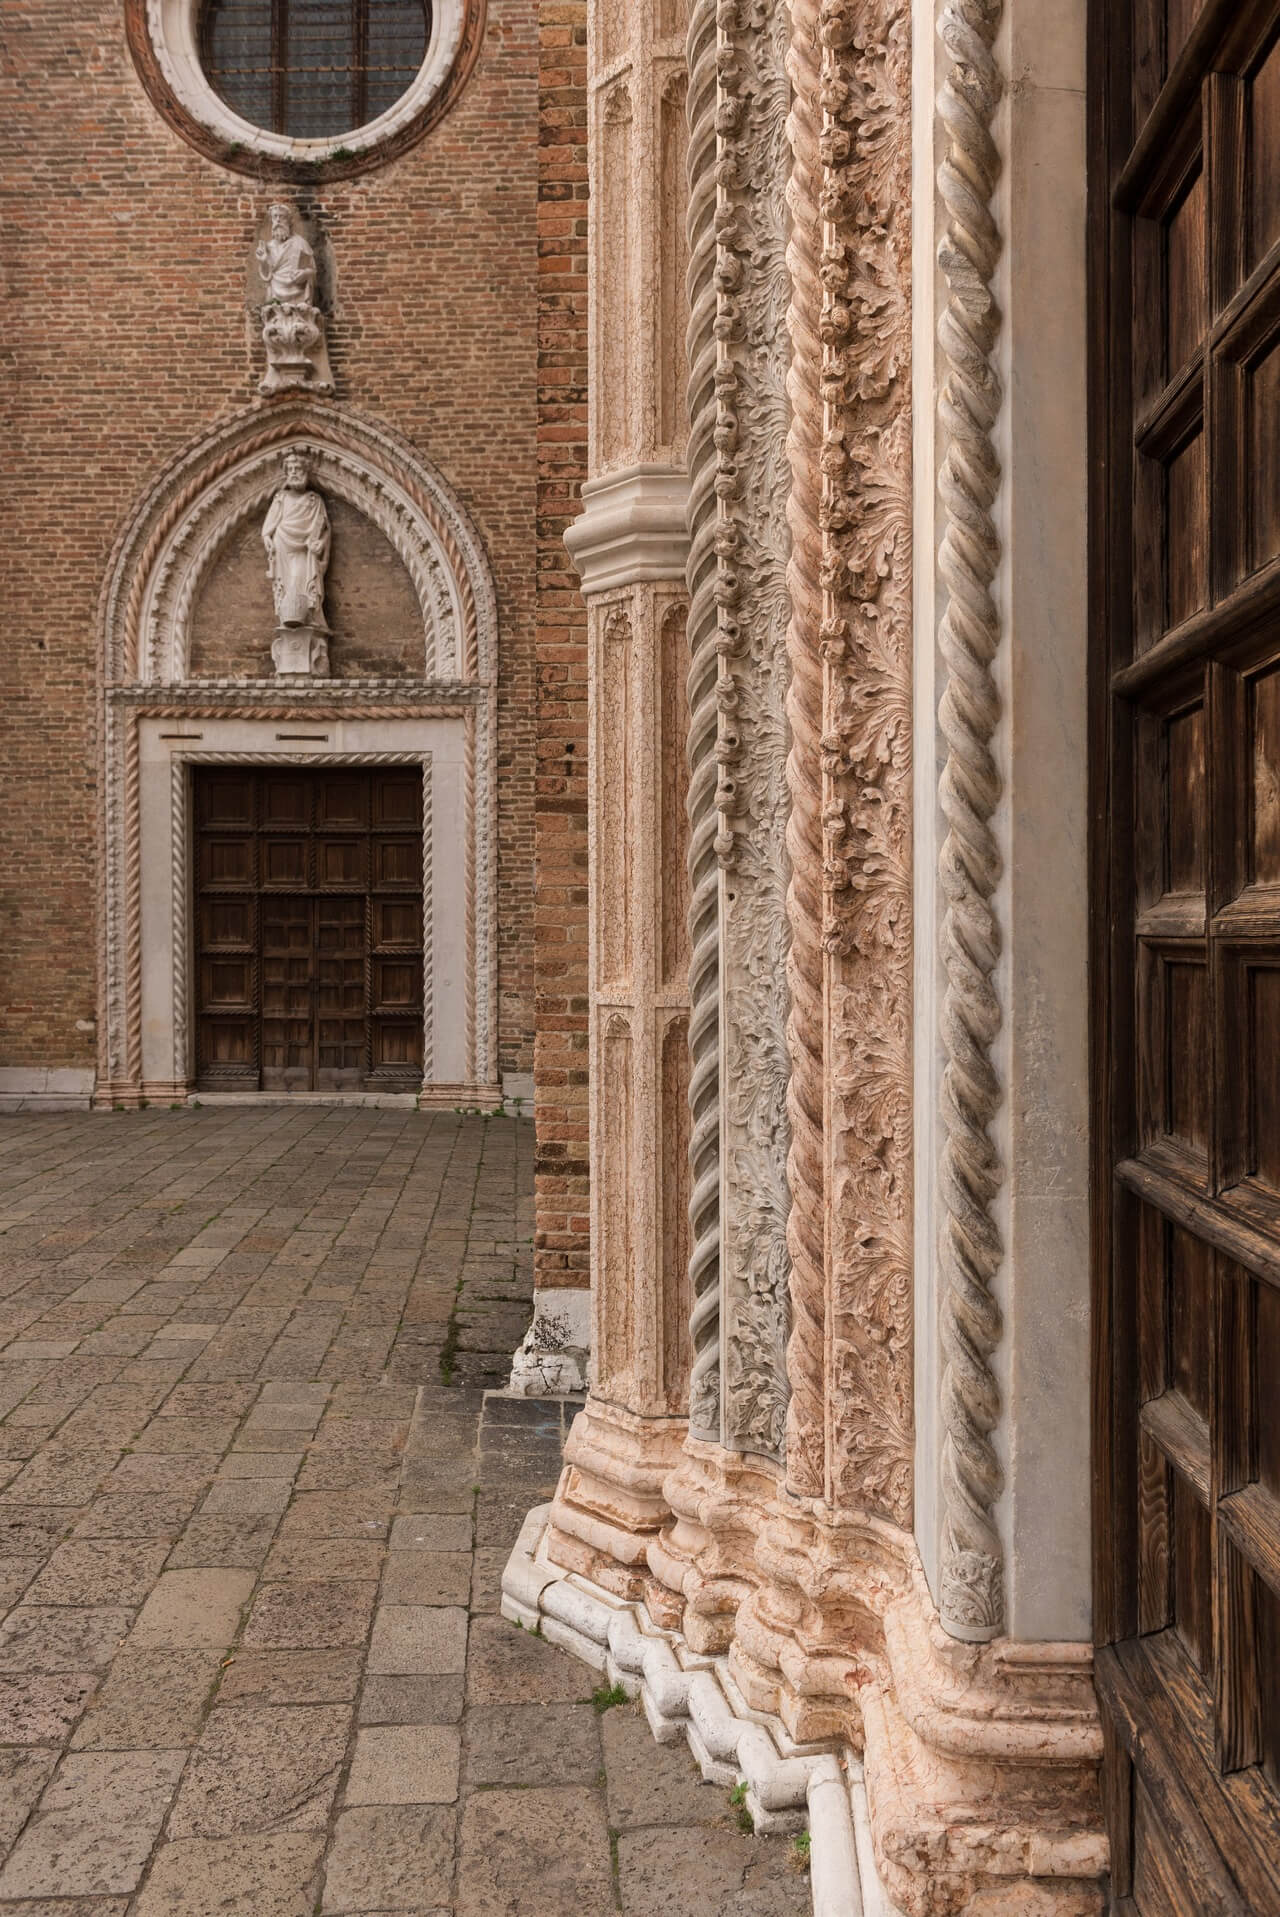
{"left": 99, "top": 400, "right": 497, "bottom": 689}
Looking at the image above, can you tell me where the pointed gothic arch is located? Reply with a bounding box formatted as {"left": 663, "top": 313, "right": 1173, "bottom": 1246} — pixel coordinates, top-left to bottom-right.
{"left": 95, "top": 401, "right": 499, "bottom": 1109}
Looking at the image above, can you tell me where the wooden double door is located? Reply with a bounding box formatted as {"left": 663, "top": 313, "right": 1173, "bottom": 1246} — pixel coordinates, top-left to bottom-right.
{"left": 1093, "top": 0, "right": 1280, "bottom": 1908}
{"left": 193, "top": 767, "right": 424, "bottom": 1093}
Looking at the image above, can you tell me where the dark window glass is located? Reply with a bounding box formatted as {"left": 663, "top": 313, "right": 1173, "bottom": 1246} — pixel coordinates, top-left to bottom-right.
{"left": 201, "top": 0, "right": 430, "bottom": 139}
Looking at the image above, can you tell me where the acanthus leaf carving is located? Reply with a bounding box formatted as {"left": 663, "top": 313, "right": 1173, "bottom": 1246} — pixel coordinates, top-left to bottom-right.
{"left": 782, "top": 0, "right": 914, "bottom": 1519}
{"left": 715, "top": 0, "right": 794, "bottom": 1466}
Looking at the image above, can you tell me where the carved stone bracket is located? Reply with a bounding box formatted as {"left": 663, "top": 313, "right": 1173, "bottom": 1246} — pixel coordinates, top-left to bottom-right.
{"left": 254, "top": 204, "right": 334, "bottom": 396}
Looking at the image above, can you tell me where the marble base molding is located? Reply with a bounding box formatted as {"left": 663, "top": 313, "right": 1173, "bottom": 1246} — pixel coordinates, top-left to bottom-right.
{"left": 512, "top": 1496, "right": 1104, "bottom": 1914}
{"left": 0, "top": 1069, "right": 95, "bottom": 1113}
{"left": 502, "top": 1503, "right": 892, "bottom": 1917}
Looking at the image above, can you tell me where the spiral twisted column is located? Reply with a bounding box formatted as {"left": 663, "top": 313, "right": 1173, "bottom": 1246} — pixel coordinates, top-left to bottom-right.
{"left": 781, "top": 0, "right": 828, "bottom": 1503}
{"left": 683, "top": 0, "right": 723, "bottom": 1443}
{"left": 934, "top": 0, "right": 1006, "bottom": 1644}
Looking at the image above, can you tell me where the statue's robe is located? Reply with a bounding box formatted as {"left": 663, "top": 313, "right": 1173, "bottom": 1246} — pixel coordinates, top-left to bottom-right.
{"left": 264, "top": 487, "right": 330, "bottom": 629}
{"left": 258, "top": 233, "right": 317, "bottom": 307}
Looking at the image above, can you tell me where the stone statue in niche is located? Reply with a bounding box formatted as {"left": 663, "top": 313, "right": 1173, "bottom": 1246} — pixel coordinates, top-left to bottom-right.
{"left": 255, "top": 203, "right": 333, "bottom": 396}
{"left": 264, "top": 453, "right": 331, "bottom": 676}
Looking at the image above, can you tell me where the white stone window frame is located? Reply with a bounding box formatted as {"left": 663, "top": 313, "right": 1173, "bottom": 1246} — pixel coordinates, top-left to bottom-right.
{"left": 146, "top": 0, "right": 467, "bottom": 165}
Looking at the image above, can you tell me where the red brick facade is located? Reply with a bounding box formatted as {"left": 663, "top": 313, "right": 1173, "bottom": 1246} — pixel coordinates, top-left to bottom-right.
{"left": 0, "top": 0, "right": 556, "bottom": 1087}
{"left": 534, "top": 1, "right": 590, "bottom": 1290}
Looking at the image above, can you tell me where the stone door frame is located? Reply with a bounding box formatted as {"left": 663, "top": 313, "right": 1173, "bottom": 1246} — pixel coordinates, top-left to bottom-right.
{"left": 99, "top": 700, "right": 496, "bottom": 1109}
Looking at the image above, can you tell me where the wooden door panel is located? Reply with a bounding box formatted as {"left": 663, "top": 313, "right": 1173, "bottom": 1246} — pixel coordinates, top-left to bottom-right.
{"left": 197, "top": 774, "right": 254, "bottom": 828}
{"left": 1095, "top": 1, "right": 1280, "bottom": 1906}
{"left": 261, "top": 838, "right": 310, "bottom": 889}
{"left": 261, "top": 776, "right": 311, "bottom": 828}
{"left": 261, "top": 897, "right": 313, "bottom": 1091}
{"left": 373, "top": 897, "right": 420, "bottom": 947}
{"left": 193, "top": 768, "right": 424, "bottom": 1093}
{"left": 373, "top": 838, "right": 420, "bottom": 889}
{"left": 201, "top": 837, "right": 255, "bottom": 889}
{"left": 318, "top": 776, "right": 368, "bottom": 827}
{"left": 372, "top": 774, "right": 421, "bottom": 826}
{"left": 317, "top": 838, "right": 367, "bottom": 888}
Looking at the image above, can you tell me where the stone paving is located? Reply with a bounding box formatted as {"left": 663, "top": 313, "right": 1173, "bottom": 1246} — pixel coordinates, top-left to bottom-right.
{"left": 0, "top": 1109, "right": 809, "bottom": 1917}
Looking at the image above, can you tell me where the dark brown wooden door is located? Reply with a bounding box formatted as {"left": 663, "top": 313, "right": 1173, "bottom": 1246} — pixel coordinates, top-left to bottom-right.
{"left": 193, "top": 767, "right": 424, "bottom": 1092}
{"left": 1093, "top": 3, "right": 1280, "bottom": 1909}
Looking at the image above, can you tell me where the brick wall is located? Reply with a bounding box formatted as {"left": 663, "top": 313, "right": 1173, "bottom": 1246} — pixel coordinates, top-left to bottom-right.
{"left": 0, "top": 0, "right": 543, "bottom": 1079}
{"left": 534, "top": 0, "right": 590, "bottom": 1290}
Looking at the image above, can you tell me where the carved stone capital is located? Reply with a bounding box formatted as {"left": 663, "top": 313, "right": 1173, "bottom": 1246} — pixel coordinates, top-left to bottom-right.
{"left": 564, "top": 465, "right": 691, "bottom": 596}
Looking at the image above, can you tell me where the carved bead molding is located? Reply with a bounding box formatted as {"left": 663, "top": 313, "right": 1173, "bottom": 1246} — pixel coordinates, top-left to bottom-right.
{"left": 683, "top": 0, "right": 723, "bottom": 1444}
{"left": 783, "top": 0, "right": 914, "bottom": 1514}
{"left": 935, "top": 0, "right": 1007, "bottom": 1644}
{"left": 715, "top": 0, "right": 794, "bottom": 1463}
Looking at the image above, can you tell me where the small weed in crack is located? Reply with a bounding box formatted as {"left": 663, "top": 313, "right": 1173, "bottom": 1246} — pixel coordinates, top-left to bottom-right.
{"left": 592, "top": 1682, "right": 628, "bottom": 1714}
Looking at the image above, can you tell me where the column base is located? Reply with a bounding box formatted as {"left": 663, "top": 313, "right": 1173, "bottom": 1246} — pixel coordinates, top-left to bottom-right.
{"left": 648, "top": 1437, "right": 780, "bottom": 1650}
{"left": 731, "top": 1504, "right": 1106, "bottom": 1915}
{"left": 545, "top": 1395, "right": 686, "bottom": 1605}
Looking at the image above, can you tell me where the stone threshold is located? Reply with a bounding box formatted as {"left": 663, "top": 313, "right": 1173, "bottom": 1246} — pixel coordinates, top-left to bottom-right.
{"left": 188, "top": 1090, "right": 423, "bottom": 1110}
{"left": 187, "top": 1086, "right": 512, "bottom": 1113}
{"left": 501, "top": 1504, "right": 905, "bottom": 1917}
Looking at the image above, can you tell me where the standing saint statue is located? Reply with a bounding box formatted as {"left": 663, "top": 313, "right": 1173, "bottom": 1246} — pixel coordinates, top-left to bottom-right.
{"left": 263, "top": 453, "right": 332, "bottom": 676}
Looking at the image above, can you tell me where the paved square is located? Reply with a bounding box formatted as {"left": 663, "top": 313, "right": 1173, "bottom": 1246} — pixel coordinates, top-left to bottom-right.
{"left": 0, "top": 1110, "right": 809, "bottom": 1914}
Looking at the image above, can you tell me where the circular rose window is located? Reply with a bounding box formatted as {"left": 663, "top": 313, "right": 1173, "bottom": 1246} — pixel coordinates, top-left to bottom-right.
{"left": 127, "top": 0, "right": 483, "bottom": 179}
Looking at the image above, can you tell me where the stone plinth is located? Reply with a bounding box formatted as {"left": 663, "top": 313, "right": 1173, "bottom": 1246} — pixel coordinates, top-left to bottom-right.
{"left": 271, "top": 626, "right": 330, "bottom": 677}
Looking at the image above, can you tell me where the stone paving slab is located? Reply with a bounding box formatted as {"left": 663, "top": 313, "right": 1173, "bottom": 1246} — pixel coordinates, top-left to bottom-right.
{"left": 0, "top": 1110, "right": 811, "bottom": 1914}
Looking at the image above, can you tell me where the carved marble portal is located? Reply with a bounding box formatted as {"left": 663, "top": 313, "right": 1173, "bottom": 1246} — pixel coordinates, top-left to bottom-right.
{"left": 516, "top": 0, "right": 1107, "bottom": 1912}
{"left": 96, "top": 400, "right": 500, "bottom": 1111}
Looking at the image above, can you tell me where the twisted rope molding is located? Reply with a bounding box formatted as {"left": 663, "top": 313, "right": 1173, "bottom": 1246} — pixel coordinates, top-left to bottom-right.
{"left": 934, "top": 0, "right": 1007, "bottom": 1643}
{"left": 684, "top": 0, "right": 723, "bottom": 1442}
{"left": 782, "top": 0, "right": 828, "bottom": 1501}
